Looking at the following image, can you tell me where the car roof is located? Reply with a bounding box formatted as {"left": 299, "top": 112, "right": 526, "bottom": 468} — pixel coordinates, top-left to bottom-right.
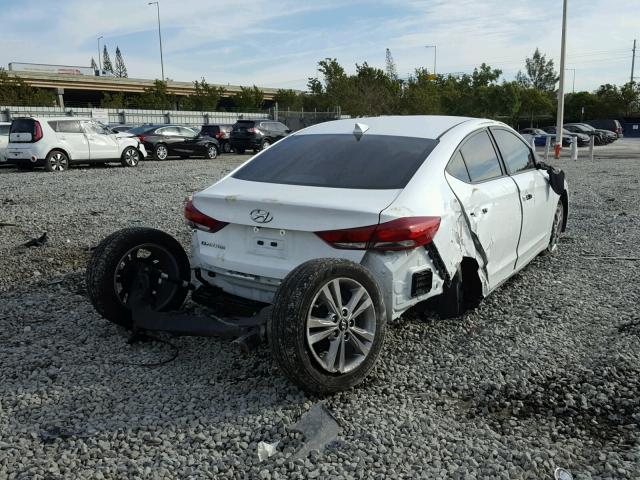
{"left": 294, "top": 115, "right": 491, "bottom": 140}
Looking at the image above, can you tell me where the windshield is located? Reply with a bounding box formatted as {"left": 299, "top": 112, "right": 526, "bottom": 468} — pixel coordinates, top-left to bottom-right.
{"left": 233, "top": 134, "right": 438, "bottom": 189}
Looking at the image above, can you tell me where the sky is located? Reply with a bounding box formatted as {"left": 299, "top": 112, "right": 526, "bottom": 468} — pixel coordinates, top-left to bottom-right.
{"left": 0, "top": 0, "right": 637, "bottom": 92}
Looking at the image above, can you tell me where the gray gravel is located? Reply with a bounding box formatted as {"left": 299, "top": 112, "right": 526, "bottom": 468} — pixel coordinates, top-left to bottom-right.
{"left": 1, "top": 143, "right": 639, "bottom": 479}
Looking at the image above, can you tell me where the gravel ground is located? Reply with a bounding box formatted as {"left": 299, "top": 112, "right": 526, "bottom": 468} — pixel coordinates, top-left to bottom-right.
{"left": 0, "top": 142, "right": 639, "bottom": 479}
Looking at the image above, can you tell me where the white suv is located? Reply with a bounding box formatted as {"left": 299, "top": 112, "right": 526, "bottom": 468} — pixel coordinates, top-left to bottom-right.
{"left": 6, "top": 117, "right": 147, "bottom": 172}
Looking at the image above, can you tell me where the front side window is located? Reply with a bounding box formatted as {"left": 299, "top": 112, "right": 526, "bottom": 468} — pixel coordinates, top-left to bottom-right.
{"left": 233, "top": 134, "right": 438, "bottom": 189}
{"left": 491, "top": 129, "right": 535, "bottom": 174}
{"left": 459, "top": 130, "right": 503, "bottom": 182}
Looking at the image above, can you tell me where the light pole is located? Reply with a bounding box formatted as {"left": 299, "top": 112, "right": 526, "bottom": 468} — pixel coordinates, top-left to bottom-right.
{"left": 425, "top": 45, "right": 437, "bottom": 75}
{"left": 554, "top": 0, "right": 567, "bottom": 158}
{"left": 148, "top": 1, "right": 165, "bottom": 81}
{"left": 97, "top": 36, "right": 103, "bottom": 73}
{"left": 565, "top": 68, "right": 575, "bottom": 93}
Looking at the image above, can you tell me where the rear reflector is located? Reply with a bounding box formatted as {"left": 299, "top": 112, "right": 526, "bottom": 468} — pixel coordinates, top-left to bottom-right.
{"left": 315, "top": 216, "right": 441, "bottom": 251}
{"left": 184, "top": 198, "right": 228, "bottom": 233}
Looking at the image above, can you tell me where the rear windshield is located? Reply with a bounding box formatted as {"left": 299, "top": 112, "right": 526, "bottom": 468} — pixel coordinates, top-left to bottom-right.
{"left": 10, "top": 119, "right": 35, "bottom": 134}
{"left": 233, "top": 121, "right": 256, "bottom": 129}
{"left": 232, "top": 134, "right": 438, "bottom": 189}
{"left": 128, "top": 125, "right": 158, "bottom": 135}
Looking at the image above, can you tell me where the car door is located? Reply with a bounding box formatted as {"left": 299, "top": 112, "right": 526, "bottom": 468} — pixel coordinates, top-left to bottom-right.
{"left": 81, "top": 121, "right": 119, "bottom": 160}
{"left": 175, "top": 127, "right": 200, "bottom": 155}
{"left": 157, "top": 126, "right": 183, "bottom": 155}
{"left": 444, "top": 129, "right": 522, "bottom": 289}
{"left": 0, "top": 124, "right": 9, "bottom": 162}
{"left": 490, "top": 128, "right": 557, "bottom": 267}
{"left": 55, "top": 120, "right": 90, "bottom": 161}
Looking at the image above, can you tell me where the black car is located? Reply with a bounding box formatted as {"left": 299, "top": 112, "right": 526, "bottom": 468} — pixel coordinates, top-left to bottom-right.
{"left": 200, "top": 124, "right": 233, "bottom": 153}
{"left": 543, "top": 126, "right": 590, "bottom": 146}
{"left": 229, "top": 120, "right": 290, "bottom": 154}
{"left": 584, "top": 119, "right": 623, "bottom": 138}
{"left": 564, "top": 123, "right": 609, "bottom": 145}
{"left": 572, "top": 123, "right": 617, "bottom": 143}
{"left": 520, "top": 128, "right": 573, "bottom": 147}
{"left": 129, "top": 125, "right": 220, "bottom": 160}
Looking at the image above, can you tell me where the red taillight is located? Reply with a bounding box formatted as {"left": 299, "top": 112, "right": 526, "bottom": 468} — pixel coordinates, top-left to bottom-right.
{"left": 316, "top": 217, "right": 441, "bottom": 251}
{"left": 137, "top": 135, "right": 146, "bottom": 143}
{"left": 247, "top": 127, "right": 261, "bottom": 134}
{"left": 184, "top": 198, "right": 228, "bottom": 233}
{"left": 33, "top": 121, "right": 43, "bottom": 142}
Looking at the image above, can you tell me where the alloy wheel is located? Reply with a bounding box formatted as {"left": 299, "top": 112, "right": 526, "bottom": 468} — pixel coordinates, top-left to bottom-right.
{"left": 156, "top": 145, "right": 168, "bottom": 160}
{"left": 49, "top": 152, "right": 68, "bottom": 171}
{"left": 124, "top": 148, "right": 139, "bottom": 166}
{"left": 306, "top": 278, "right": 376, "bottom": 374}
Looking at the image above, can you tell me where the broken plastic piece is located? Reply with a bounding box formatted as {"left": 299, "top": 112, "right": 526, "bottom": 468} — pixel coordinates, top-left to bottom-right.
{"left": 289, "top": 403, "right": 340, "bottom": 460}
{"left": 554, "top": 467, "right": 573, "bottom": 480}
{"left": 23, "top": 232, "right": 48, "bottom": 248}
{"left": 257, "top": 440, "right": 279, "bottom": 462}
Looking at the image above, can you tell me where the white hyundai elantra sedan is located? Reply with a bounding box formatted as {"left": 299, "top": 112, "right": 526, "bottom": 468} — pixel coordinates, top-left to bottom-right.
{"left": 88, "top": 115, "right": 568, "bottom": 393}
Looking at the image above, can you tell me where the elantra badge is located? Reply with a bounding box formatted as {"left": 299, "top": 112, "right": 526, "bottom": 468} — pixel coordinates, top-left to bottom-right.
{"left": 250, "top": 209, "right": 273, "bottom": 224}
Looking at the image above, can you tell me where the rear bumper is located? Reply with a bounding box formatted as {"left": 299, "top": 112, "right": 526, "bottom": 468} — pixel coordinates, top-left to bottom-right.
{"left": 4, "top": 148, "right": 44, "bottom": 166}
{"left": 229, "top": 137, "right": 261, "bottom": 149}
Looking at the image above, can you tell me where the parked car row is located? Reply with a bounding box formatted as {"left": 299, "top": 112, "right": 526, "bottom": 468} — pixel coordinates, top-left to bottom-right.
{"left": 519, "top": 119, "right": 622, "bottom": 148}
{"left": 0, "top": 117, "right": 292, "bottom": 172}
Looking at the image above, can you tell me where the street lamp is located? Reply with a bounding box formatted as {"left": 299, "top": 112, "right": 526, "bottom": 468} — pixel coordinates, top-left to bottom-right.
{"left": 97, "top": 36, "right": 103, "bottom": 73}
{"left": 148, "top": 1, "right": 165, "bottom": 81}
{"left": 425, "top": 45, "right": 437, "bottom": 75}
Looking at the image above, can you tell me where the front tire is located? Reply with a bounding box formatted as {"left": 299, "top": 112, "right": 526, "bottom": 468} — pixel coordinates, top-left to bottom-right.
{"left": 45, "top": 150, "right": 69, "bottom": 172}
{"left": 86, "top": 227, "right": 190, "bottom": 329}
{"left": 223, "top": 142, "right": 232, "bottom": 153}
{"left": 121, "top": 146, "right": 140, "bottom": 167}
{"left": 268, "top": 258, "right": 386, "bottom": 394}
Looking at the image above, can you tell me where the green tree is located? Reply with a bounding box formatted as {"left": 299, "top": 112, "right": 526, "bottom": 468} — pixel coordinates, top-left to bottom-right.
{"left": 131, "top": 80, "right": 174, "bottom": 109}
{"left": 114, "top": 47, "right": 128, "bottom": 78}
{"left": 102, "top": 46, "right": 113, "bottom": 73}
{"left": 0, "top": 68, "right": 56, "bottom": 106}
{"left": 101, "top": 92, "right": 126, "bottom": 108}
{"left": 274, "top": 89, "right": 303, "bottom": 110}
{"left": 385, "top": 48, "right": 398, "bottom": 80}
{"left": 233, "top": 85, "right": 264, "bottom": 111}
{"left": 181, "top": 78, "right": 224, "bottom": 111}
{"left": 522, "top": 48, "right": 558, "bottom": 92}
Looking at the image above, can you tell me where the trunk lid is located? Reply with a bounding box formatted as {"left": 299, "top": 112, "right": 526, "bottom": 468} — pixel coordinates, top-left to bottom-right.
{"left": 193, "top": 177, "right": 401, "bottom": 231}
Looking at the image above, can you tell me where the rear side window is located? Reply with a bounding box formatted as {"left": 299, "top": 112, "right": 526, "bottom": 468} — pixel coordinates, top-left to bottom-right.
{"left": 491, "top": 129, "right": 535, "bottom": 174}
{"left": 233, "top": 134, "right": 438, "bottom": 189}
{"left": 57, "top": 121, "right": 83, "bottom": 133}
{"left": 460, "top": 131, "right": 503, "bottom": 182}
{"left": 0, "top": 125, "right": 10, "bottom": 135}
{"left": 446, "top": 152, "right": 470, "bottom": 182}
{"left": 10, "top": 119, "right": 35, "bottom": 134}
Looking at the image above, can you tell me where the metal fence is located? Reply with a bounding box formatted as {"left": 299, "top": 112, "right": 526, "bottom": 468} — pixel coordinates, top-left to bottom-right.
{"left": 0, "top": 106, "right": 269, "bottom": 126}
{"left": 274, "top": 108, "right": 345, "bottom": 131}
